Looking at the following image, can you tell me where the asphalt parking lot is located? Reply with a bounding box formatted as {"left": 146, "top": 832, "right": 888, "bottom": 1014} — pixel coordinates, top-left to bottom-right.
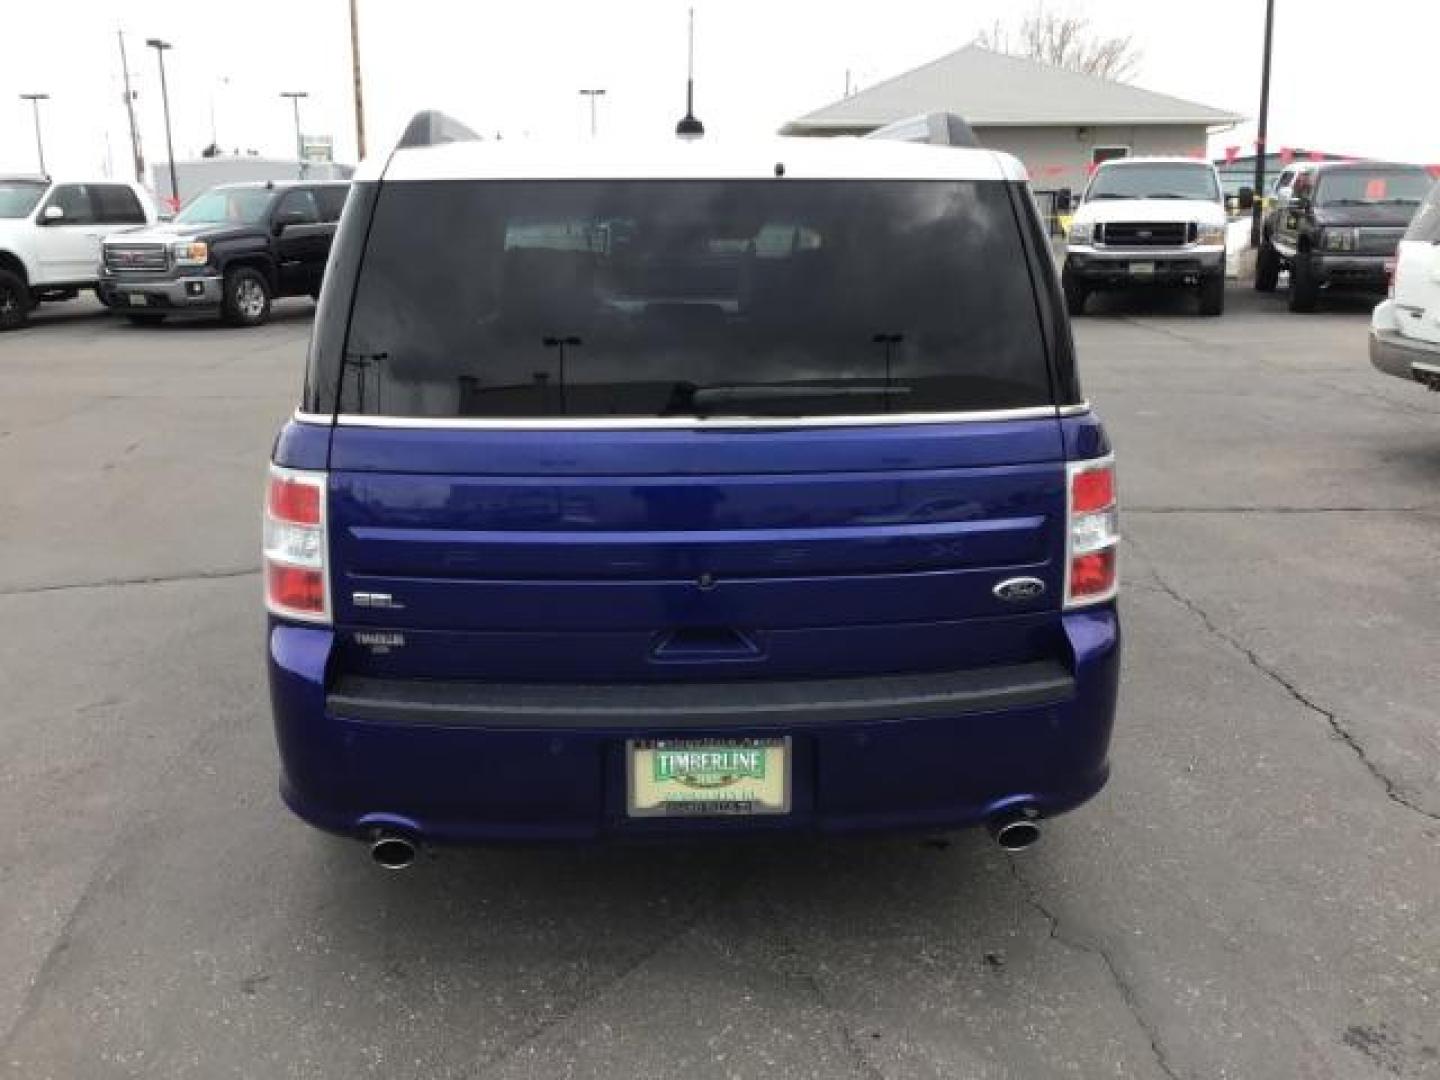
{"left": 1, "top": 287, "right": 1437, "bottom": 1080}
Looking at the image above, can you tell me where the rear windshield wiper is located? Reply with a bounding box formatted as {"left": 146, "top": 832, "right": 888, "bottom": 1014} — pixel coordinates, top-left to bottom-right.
{"left": 1089, "top": 193, "right": 1135, "bottom": 200}
{"left": 689, "top": 383, "right": 911, "bottom": 414}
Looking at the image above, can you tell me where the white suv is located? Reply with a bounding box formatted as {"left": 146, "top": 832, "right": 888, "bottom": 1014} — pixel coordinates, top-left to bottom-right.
{"left": 1371, "top": 180, "right": 1440, "bottom": 390}
{"left": 1062, "top": 157, "right": 1230, "bottom": 317}
{"left": 0, "top": 177, "right": 157, "bottom": 330}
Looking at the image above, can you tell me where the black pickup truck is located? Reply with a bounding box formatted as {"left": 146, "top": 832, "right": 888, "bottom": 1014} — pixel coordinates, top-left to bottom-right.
{"left": 98, "top": 181, "right": 349, "bottom": 326}
{"left": 1255, "top": 161, "right": 1434, "bottom": 312}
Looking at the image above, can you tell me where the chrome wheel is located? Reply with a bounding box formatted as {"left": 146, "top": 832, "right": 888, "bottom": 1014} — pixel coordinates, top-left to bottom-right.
{"left": 236, "top": 278, "right": 266, "bottom": 320}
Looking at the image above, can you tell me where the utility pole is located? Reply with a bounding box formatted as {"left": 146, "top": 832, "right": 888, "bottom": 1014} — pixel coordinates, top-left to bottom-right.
{"left": 348, "top": 0, "right": 367, "bottom": 159}
{"left": 1250, "top": 0, "right": 1276, "bottom": 247}
{"left": 146, "top": 38, "right": 179, "bottom": 209}
{"left": 578, "top": 88, "right": 606, "bottom": 137}
{"left": 280, "top": 91, "right": 309, "bottom": 176}
{"left": 117, "top": 31, "right": 145, "bottom": 183}
{"left": 19, "top": 94, "right": 49, "bottom": 175}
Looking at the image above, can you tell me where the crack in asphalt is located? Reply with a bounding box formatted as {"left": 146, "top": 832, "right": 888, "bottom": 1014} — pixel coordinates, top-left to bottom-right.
{"left": 1130, "top": 545, "right": 1440, "bottom": 824}
{"left": 761, "top": 907, "right": 887, "bottom": 1080}
{"left": 0, "top": 567, "right": 259, "bottom": 597}
{"left": 468, "top": 917, "right": 709, "bottom": 1078}
{"left": 1117, "top": 318, "right": 1220, "bottom": 351}
{"left": 1006, "top": 859, "right": 1181, "bottom": 1080}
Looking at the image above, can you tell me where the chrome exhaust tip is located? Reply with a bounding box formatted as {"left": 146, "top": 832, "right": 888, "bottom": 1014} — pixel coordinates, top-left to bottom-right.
{"left": 370, "top": 834, "right": 417, "bottom": 871}
{"left": 988, "top": 812, "right": 1041, "bottom": 852}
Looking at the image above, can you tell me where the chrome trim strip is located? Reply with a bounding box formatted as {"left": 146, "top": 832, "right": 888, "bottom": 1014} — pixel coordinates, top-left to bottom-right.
{"left": 291, "top": 403, "right": 1090, "bottom": 430}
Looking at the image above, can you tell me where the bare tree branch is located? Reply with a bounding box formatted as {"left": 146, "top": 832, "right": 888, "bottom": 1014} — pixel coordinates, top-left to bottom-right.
{"left": 977, "top": 2, "right": 1141, "bottom": 83}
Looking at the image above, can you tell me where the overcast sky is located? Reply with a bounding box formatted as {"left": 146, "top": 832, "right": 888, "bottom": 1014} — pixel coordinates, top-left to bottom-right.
{"left": 2, "top": 0, "right": 1436, "bottom": 180}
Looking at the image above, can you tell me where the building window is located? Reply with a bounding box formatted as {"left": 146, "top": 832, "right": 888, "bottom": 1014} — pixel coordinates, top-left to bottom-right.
{"left": 1091, "top": 146, "right": 1130, "bottom": 165}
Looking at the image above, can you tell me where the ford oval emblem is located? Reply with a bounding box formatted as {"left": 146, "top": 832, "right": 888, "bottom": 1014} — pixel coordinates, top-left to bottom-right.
{"left": 994, "top": 576, "right": 1046, "bottom": 602}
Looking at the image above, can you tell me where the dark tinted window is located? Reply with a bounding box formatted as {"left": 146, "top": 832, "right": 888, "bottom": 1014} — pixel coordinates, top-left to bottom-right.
{"left": 276, "top": 189, "right": 320, "bottom": 224}
{"left": 44, "top": 184, "right": 96, "bottom": 225}
{"left": 315, "top": 185, "right": 349, "bottom": 222}
{"left": 1315, "top": 168, "right": 1433, "bottom": 208}
{"left": 340, "top": 180, "right": 1051, "bottom": 419}
{"left": 1405, "top": 182, "right": 1440, "bottom": 243}
{"left": 92, "top": 184, "right": 146, "bottom": 224}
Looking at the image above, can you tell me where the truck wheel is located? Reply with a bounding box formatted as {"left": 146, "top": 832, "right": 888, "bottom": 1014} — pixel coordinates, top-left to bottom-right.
{"left": 1288, "top": 255, "right": 1318, "bottom": 312}
{"left": 125, "top": 313, "right": 167, "bottom": 326}
{"left": 1062, "top": 268, "right": 1088, "bottom": 317}
{"left": 1198, "top": 271, "right": 1226, "bottom": 317}
{"left": 1254, "top": 242, "right": 1280, "bottom": 293}
{"left": 223, "top": 267, "right": 272, "bottom": 327}
{"left": 0, "top": 268, "right": 30, "bottom": 331}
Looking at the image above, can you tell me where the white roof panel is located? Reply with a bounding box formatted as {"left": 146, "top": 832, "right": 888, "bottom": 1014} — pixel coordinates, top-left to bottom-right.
{"left": 364, "top": 137, "right": 1026, "bottom": 184}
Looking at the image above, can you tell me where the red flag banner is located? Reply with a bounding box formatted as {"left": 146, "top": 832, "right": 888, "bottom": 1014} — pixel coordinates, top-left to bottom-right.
{"left": 1427, "top": 165, "right": 1440, "bottom": 179}
{"left": 1224, "top": 146, "right": 1240, "bottom": 164}
{"left": 1309, "top": 150, "right": 1325, "bottom": 162}
{"left": 1279, "top": 147, "right": 1295, "bottom": 165}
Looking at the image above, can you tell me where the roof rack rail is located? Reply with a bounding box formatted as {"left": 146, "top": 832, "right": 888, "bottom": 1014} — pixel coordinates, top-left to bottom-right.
{"left": 864, "top": 112, "right": 980, "bottom": 150}
{"left": 397, "top": 110, "right": 481, "bottom": 150}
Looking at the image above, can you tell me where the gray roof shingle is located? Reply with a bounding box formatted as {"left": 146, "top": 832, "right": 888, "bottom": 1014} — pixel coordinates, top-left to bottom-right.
{"left": 782, "top": 44, "right": 1244, "bottom": 133}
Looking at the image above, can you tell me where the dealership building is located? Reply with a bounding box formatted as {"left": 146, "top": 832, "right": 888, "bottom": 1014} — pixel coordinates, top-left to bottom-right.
{"left": 782, "top": 45, "right": 1243, "bottom": 197}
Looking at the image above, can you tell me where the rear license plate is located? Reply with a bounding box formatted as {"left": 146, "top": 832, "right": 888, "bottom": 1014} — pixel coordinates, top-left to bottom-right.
{"left": 627, "top": 737, "right": 790, "bottom": 817}
{"left": 127, "top": 294, "right": 148, "bottom": 307}
{"left": 1129, "top": 261, "right": 1156, "bottom": 277}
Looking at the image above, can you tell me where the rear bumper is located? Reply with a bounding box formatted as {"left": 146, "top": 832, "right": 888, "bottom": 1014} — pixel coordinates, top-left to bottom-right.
{"left": 268, "top": 607, "right": 1121, "bottom": 843}
{"left": 1369, "top": 305, "right": 1440, "bottom": 385}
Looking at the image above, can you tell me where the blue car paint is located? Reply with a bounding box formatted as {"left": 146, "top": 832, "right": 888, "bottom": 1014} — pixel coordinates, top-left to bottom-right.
{"left": 268, "top": 412, "right": 1119, "bottom": 843}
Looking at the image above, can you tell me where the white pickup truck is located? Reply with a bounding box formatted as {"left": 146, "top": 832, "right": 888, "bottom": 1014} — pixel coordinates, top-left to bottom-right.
{"left": 1062, "top": 157, "right": 1230, "bottom": 317}
{"left": 0, "top": 177, "right": 158, "bottom": 330}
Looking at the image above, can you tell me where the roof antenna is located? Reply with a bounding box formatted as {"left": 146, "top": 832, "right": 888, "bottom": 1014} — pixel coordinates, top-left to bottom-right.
{"left": 675, "top": 7, "right": 704, "bottom": 139}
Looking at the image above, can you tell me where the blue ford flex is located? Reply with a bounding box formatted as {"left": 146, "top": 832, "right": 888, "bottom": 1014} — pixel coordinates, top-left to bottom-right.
{"left": 265, "top": 116, "right": 1120, "bottom": 867}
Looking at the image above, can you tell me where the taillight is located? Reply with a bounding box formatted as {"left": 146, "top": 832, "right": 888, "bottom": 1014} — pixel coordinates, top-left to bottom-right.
{"left": 1065, "top": 456, "right": 1119, "bottom": 608}
{"left": 263, "top": 465, "right": 329, "bottom": 623}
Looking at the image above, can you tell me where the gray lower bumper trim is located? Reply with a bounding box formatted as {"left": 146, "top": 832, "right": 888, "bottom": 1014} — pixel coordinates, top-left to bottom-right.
{"left": 1370, "top": 329, "right": 1440, "bottom": 382}
{"left": 327, "top": 660, "right": 1077, "bottom": 729}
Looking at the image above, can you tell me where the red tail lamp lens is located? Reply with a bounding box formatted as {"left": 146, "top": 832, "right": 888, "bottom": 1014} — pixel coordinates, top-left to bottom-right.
{"left": 268, "top": 476, "right": 321, "bottom": 525}
{"left": 1070, "top": 549, "right": 1117, "bottom": 599}
{"left": 266, "top": 563, "right": 326, "bottom": 614}
{"left": 1072, "top": 467, "right": 1115, "bottom": 513}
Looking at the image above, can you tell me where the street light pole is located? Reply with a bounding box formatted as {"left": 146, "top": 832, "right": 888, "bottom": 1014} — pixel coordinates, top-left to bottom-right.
{"left": 146, "top": 38, "right": 179, "bottom": 209}
{"left": 19, "top": 93, "right": 49, "bottom": 175}
{"left": 578, "top": 88, "right": 606, "bottom": 137}
{"left": 1250, "top": 0, "right": 1276, "bottom": 247}
{"left": 280, "top": 91, "right": 308, "bottom": 175}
